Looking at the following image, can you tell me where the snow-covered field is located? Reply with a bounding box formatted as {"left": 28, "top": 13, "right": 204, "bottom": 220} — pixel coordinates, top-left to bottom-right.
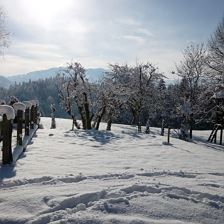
{"left": 0, "top": 117, "right": 224, "bottom": 224}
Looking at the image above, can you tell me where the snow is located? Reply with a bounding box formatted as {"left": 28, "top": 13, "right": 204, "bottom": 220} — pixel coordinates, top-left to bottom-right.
{"left": 0, "top": 105, "right": 15, "bottom": 120}
{"left": 212, "top": 90, "right": 224, "bottom": 99}
{"left": 0, "top": 99, "right": 6, "bottom": 105}
{"left": 23, "top": 101, "right": 33, "bottom": 109}
{"left": 12, "top": 125, "right": 38, "bottom": 162}
{"left": 0, "top": 117, "right": 223, "bottom": 224}
{"left": 13, "top": 102, "right": 26, "bottom": 112}
{"left": 30, "top": 100, "right": 39, "bottom": 107}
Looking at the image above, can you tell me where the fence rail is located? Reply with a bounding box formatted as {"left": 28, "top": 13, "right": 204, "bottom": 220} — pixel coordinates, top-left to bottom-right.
{"left": 0, "top": 100, "right": 40, "bottom": 165}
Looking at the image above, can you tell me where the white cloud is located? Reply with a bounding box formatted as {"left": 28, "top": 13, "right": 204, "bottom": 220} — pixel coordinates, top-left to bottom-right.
{"left": 137, "top": 28, "right": 154, "bottom": 37}
{"left": 121, "top": 35, "right": 146, "bottom": 45}
{"left": 0, "top": 0, "right": 188, "bottom": 78}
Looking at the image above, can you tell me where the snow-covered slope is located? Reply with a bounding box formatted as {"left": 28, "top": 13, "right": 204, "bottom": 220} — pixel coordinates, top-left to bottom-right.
{"left": 0, "top": 118, "right": 223, "bottom": 224}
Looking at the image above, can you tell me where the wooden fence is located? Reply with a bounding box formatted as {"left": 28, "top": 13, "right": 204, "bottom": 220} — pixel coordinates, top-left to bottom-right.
{"left": 0, "top": 100, "right": 40, "bottom": 165}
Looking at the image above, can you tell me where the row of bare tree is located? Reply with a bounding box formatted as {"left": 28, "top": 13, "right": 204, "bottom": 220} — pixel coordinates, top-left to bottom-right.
{"left": 57, "top": 17, "right": 224, "bottom": 136}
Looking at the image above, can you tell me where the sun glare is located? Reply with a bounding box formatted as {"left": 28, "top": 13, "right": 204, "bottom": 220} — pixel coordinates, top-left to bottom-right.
{"left": 21, "top": 0, "right": 74, "bottom": 28}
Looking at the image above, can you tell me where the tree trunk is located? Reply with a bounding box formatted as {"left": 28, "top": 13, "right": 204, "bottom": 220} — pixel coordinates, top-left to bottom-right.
{"left": 137, "top": 112, "right": 141, "bottom": 133}
{"left": 71, "top": 115, "right": 80, "bottom": 130}
{"left": 106, "top": 117, "right": 112, "bottom": 131}
{"left": 95, "top": 106, "right": 106, "bottom": 130}
{"left": 179, "top": 116, "right": 189, "bottom": 141}
{"left": 77, "top": 105, "right": 87, "bottom": 129}
{"left": 83, "top": 93, "right": 92, "bottom": 129}
{"left": 161, "top": 119, "right": 165, "bottom": 136}
{"left": 131, "top": 109, "right": 137, "bottom": 125}
{"left": 92, "top": 120, "right": 97, "bottom": 129}
{"left": 145, "top": 119, "right": 150, "bottom": 134}
{"left": 189, "top": 114, "right": 193, "bottom": 139}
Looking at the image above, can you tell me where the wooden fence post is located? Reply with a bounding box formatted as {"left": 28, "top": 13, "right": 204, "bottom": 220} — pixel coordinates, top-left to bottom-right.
{"left": 13, "top": 102, "right": 26, "bottom": 146}
{"left": 2, "top": 114, "right": 13, "bottom": 164}
{"left": 214, "top": 131, "right": 217, "bottom": 144}
{"left": 34, "top": 106, "right": 37, "bottom": 125}
{"left": 30, "top": 106, "right": 35, "bottom": 129}
{"left": 17, "top": 110, "right": 23, "bottom": 146}
{"left": 220, "top": 127, "right": 223, "bottom": 145}
{"left": 25, "top": 108, "right": 30, "bottom": 136}
{"left": 189, "top": 127, "right": 192, "bottom": 139}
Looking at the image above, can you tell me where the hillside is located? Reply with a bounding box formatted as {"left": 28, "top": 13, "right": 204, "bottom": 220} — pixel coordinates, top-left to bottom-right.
{"left": 0, "top": 118, "right": 223, "bottom": 224}
{"left": 0, "top": 75, "right": 11, "bottom": 88}
{"left": 7, "top": 67, "right": 106, "bottom": 83}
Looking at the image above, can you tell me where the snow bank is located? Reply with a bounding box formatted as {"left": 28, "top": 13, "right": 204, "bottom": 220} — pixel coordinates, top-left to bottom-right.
{"left": 13, "top": 102, "right": 26, "bottom": 113}
{"left": 0, "top": 105, "right": 15, "bottom": 120}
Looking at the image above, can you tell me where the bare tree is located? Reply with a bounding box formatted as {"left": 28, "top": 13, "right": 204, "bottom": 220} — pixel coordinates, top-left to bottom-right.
{"left": 58, "top": 62, "right": 94, "bottom": 130}
{"left": 0, "top": 7, "right": 9, "bottom": 54}
{"left": 176, "top": 43, "right": 207, "bottom": 139}
{"left": 57, "top": 74, "right": 80, "bottom": 130}
{"left": 105, "top": 63, "right": 163, "bottom": 132}
{"left": 207, "top": 17, "right": 224, "bottom": 84}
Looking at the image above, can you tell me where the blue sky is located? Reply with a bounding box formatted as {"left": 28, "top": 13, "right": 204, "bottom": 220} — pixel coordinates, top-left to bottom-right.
{"left": 0, "top": 0, "right": 224, "bottom": 78}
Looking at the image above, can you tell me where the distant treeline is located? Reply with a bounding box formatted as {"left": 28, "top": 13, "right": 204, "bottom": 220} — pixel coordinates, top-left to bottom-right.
{"left": 0, "top": 78, "right": 68, "bottom": 118}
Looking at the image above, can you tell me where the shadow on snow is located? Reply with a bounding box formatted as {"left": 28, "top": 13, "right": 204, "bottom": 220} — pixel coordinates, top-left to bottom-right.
{"left": 64, "top": 129, "right": 121, "bottom": 145}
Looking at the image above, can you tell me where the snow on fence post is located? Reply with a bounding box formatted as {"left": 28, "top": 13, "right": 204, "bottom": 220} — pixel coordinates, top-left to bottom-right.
{"left": 13, "top": 102, "right": 26, "bottom": 146}
{"left": 23, "top": 101, "right": 32, "bottom": 136}
{"left": 0, "top": 105, "right": 15, "bottom": 164}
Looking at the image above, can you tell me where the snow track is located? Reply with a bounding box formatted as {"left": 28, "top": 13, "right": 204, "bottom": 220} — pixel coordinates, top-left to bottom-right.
{"left": 0, "top": 118, "right": 224, "bottom": 224}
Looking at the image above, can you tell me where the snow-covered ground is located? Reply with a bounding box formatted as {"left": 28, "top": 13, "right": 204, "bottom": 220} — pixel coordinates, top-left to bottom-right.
{"left": 0, "top": 117, "right": 224, "bottom": 224}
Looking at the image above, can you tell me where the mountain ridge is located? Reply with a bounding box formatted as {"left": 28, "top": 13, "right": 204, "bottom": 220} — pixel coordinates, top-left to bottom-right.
{"left": 2, "top": 67, "right": 106, "bottom": 86}
{"left": 0, "top": 75, "right": 11, "bottom": 88}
